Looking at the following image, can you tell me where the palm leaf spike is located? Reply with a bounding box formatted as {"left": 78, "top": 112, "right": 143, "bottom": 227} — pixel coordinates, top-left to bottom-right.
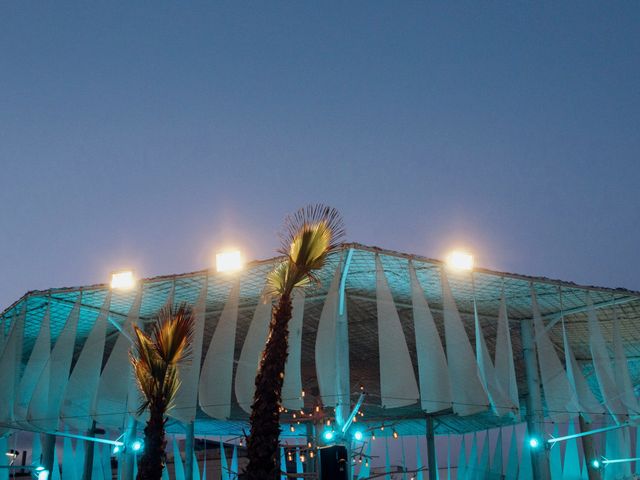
{"left": 247, "top": 204, "right": 344, "bottom": 480}
{"left": 129, "top": 302, "right": 195, "bottom": 480}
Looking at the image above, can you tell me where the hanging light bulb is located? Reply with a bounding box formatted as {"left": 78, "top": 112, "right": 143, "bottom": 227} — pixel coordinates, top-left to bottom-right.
{"left": 326, "top": 419, "right": 331, "bottom": 427}
{"left": 365, "top": 460, "right": 369, "bottom": 467}
{"left": 290, "top": 425, "right": 295, "bottom": 432}
{"left": 392, "top": 430, "right": 399, "bottom": 439}
{"left": 300, "top": 454, "right": 306, "bottom": 463}
{"left": 307, "top": 442, "right": 312, "bottom": 448}
{"left": 310, "top": 451, "right": 315, "bottom": 459}
{"left": 372, "top": 431, "right": 376, "bottom": 441}
{"left": 380, "top": 425, "right": 385, "bottom": 431}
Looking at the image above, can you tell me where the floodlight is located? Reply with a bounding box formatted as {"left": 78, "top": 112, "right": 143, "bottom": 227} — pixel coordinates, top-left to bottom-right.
{"left": 111, "top": 270, "right": 136, "bottom": 290}
{"left": 591, "top": 459, "right": 600, "bottom": 469}
{"left": 446, "top": 251, "right": 474, "bottom": 271}
{"left": 216, "top": 251, "right": 243, "bottom": 273}
{"left": 323, "top": 430, "right": 334, "bottom": 441}
{"left": 353, "top": 431, "right": 363, "bottom": 441}
{"left": 528, "top": 437, "right": 540, "bottom": 449}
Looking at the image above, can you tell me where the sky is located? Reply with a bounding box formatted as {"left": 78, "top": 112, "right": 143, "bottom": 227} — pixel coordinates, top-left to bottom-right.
{"left": 1, "top": 2, "right": 639, "bottom": 311}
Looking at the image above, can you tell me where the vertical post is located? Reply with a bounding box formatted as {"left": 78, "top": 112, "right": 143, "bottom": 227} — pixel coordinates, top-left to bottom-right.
{"left": 82, "top": 421, "right": 97, "bottom": 480}
{"left": 185, "top": 422, "right": 194, "bottom": 480}
{"left": 122, "top": 417, "right": 137, "bottom": 480}
{"left": 579, "top": 416, "right": 602, "bottom": 480}
{"left": 426, "top": 416, "right": 437, "bottom": 480}
{"left": 306, "top": 422, "right": 317, "bottom": 475}
{"left": 520, "top": 317, "right": 551, "bottom": 480}
{"left": 41, "top": 433, "right": 56, "bottom": 478}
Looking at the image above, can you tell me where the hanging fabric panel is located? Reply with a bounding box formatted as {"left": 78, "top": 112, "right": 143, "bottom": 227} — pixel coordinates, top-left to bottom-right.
{"left": 91, "top": 444, "right": 104, "bottom": 480}
{"left": 62, "top": 292, "right": 111, "bottom": 431}
{"left": 171, "top": 279, "right": 208, "bottom": 423}
{"left": 173, "top": 436, "right": 185, "bottom": 480}
{"left": 562, "top": 324, "right": 604, "bottom": 422}
{"left": 95, "top": 288, "right": 142, "bottom": 429}
{"left": 315, "top": 262, "right": 346, "bottom": 408}
{"left": 562, "top": 420, "right": 581, "bottom": 480}
{"left": 199, "top": 281, "right": 240, "bottom": 420}
{"left": 531, "top": 286, "right": 579, "bottom": 422}
{"left": 282, "top": 290, "right": 305, "bottom": 410}
{"left": 295, "top": 447, "right": 303, "bottom": 476}
{"left": 612, "top": 309, "right": 640, "bottom": 416}
{"left": 230, "top": 445, "right": 238, "bottom": 480}
{"left": 473, "top": 292, "right": 515, "bottom": 417}
{"left": 518, "top": 427, "right": 533, "bottom": 480}
{"left": 550, "top": 425, "right": 563, "bottom": 479}
{"left": 494, "top": 289, "right": 520, "bottom": 418}
{"left": 478, "top": 431, "right": 489, "bottom": 476}
{"left": 457, "top": 436, "right": 467, "bottom": 480}
{"left": 0, "top": 305, "right": 24, "bottom": 435}
{"left": 376, "top": 256, "right": 419, "bottom": 408}
{"left": 586, "top": 293, "right": 627, "bottom": 424}
{"left": 15, "top": 305, "right": 51, "bottom": 425}
{"left": 74, "top": 440, "right": 85, "bottom": 480}
{"left": 465, "top": 432, "right": 478, "bottom": 480}
{"left": 409, "top": 262, "right": 451, "bottom": 413}
{"left": 384, "top": 438, "right": 391, "bottom": 480}
{"left": 491, "top": 429, "right": 503, "bottom": 478}
{"left": 440, "top": 269, "right": 488, "bottom": 416}
{"left": 192, "top": 450, "right": 201, "bottom": 480}
{"left": 415, "top": 437, "right": 424, "bottom": 480}
{"left": 0, "top": 436, "right": 7, "bottom": 480}
{"left": 505, "top": 426, "right": 518, "bottom": 480}
{"left": 29, "top": 296, "right": 81, "bottom": 431}
{"left": 51, "top": 443, "right": 61, "bottom": 480}
{"left": 234, "top": 286, "right": 272, "bottom": 414}
{"left": 62, "top": 435, "right": 77, "bottom": 480}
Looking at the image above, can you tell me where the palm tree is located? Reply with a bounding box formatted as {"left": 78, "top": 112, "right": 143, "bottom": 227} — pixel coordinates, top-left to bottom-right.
{"left": 130, "top": 302, "right": 194, "bottom": 480}
{"left": 246, "top": 205, "right": 345, "bottom": 480}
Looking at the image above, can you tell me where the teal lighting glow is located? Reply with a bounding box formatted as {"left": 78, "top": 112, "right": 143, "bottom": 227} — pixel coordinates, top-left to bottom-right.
{"left": 591, "top": 459, "right": 601, "bottom": 469}
{"left": 112, "top": 444, "right": 121, "bottom": 454}
{"left": 131, "top": 440, "right": 143, "bottom": 452}
{"left": 353, "top": 431, "right": 363, "bottom": 441}
{"left": 602, "top": 457, "right": 640, "bottom": 465}
{"left": 547, "top": 422, "right": 627, "bottom": 444}
{"left": 323, "top": 430, "right": 335, "bottom": 442}
{"left": 35, "top": 466, "right": 45, "bottom": 472}
{"left": 528, "top": 437, "right": 540, "bottom": 449}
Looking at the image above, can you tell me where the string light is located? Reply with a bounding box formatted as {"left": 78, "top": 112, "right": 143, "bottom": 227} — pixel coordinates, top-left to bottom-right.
{"left": 315, "top": 406, "right": 320, "bottom": 413}
{"left": 326, "top": 420, "right": 331, "bottom": 427}
{"left": 300, "top": 454, "right": 305, "bottom": 463}
{"left": 307, "top": 442, "right": 312, "bottom": 448}
{"left": 392, "top": 430, "right": 399, "bottom": 439}
{"left": 309, "top": 451, "right": 314, "bottom": 459}
{"left": 290, "top": 426, "right": 295, "bottom": 432}
{"left": 372, "top": 431, "right": 376, "bottom": 441}
{"left": 301, "top": 390, "right": 305, "bottom": 397}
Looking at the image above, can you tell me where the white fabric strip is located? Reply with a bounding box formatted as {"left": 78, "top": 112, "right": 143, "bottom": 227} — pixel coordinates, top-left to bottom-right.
{"left": 199, "top": 281, "right": 240, "bottom": 419}
{"left": 409, "top": 262, "right": 451, "bottom": 413}
{"left": 15, "top": 304, "right": 51, "bottom": 426}
{"left": 282, "top": 290, "right": 305, "bottom": 410}
{"left": 612, "top": 308, "right": 640, "bottom": 416}
{"left": 531, "top": 286, "right": 579, "bottom": 422}
{"left": 171, "top": 279, "right": 208, "bottom": 423}
{"left": 562, "top": 322, "right": 605, "bottom": 421}
{"left": 0, "top": 305, "right": 25, "bottom": 435}
{"left": 314, "top": 263, "right": 343, "bottom": 407}
{"left": 62, "top": 292, "right": 112, "bottom": 431}
{"left": 29, "top": 296, "right": 81, "bottom": 431}
{"left": 586, "top": 292, "right": 627, "bottom": 423}
{"left": 376, "top": 255, "right": 419, "bottom": 408}
{"left": 235, "top": 285, "right": 272, "bottom": 414}
{"left": 440, "top": 269, "right": 488, "bottom": 416}
{"left": 494, "top": 288, "right": 520, "bottom": 419}
{"left": 95, "top": 287, "right": 142, "bottom": 428}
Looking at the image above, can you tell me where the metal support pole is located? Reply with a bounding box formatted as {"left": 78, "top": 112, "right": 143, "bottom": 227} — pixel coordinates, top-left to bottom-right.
{"left": 579, "top": 416, "right": 602, "bottom": 480}
{"left": 82, "top": 421, "right": 97, "bottom": 480}
{"left": 521, "top": 317, "right": 551, "bottom": 480}
{"left": 426, "top": 416, "right": 437, "bottom": 480}
{"left": 185, "top": 422, "right": 194, "bottom": 480}
{"left": 41, "top": 433, "right": 56, "bottom": 477}
{"left": 122, "top": 417, "right": 137, "bottom": 480}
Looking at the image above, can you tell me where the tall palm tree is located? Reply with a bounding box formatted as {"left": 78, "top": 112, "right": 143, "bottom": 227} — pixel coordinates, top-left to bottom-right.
{"left": 130, "top": 302, "right": 194, "bottom": 480}
{"left": 246, "top": 205, "right": 345, "bottom": 480}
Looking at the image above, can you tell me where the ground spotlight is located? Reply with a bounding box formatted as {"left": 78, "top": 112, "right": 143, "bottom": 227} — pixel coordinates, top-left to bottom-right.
{"left": 323, "top": 430, "right": 335, "bottom": 442}
{"left": 131, "top": 439, "right": 143, "bottom": 452}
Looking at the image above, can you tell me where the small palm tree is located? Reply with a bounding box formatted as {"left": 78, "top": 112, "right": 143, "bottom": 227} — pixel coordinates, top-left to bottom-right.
{"left": 246, "top": 205, "right": 345, "bottom": 480}
{"left": 130, "top": 302, "right": 194, "bottom": 480}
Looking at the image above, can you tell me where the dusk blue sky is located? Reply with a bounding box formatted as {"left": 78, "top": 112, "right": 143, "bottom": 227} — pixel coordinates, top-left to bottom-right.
{"left": 1, "top": 2, "right": 639, "bottom": 310}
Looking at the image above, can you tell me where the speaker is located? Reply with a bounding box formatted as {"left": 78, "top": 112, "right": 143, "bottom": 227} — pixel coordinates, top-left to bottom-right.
{"left": 319, "top": 445, "right": 348, "bottom": 480}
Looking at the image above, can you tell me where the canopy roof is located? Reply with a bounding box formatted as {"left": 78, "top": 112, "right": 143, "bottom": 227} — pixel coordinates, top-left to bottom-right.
{"left": 2, "top": 243, "right": 640, "bottom": 437}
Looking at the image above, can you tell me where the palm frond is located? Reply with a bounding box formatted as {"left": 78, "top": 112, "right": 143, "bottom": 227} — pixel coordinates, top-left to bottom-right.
{"left": 129, "top": 303, "right": 195, "bottom": 416}
{"left": 271, "top": 204, "right": 345, "bottom": 296}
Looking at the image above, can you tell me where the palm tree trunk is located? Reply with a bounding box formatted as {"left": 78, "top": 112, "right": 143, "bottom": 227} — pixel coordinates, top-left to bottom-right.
{"left": 137, "top": 404, "right": 167, "bottom": 480}
{"left": 246, "top": 294, "right": 292, "bottom": 480}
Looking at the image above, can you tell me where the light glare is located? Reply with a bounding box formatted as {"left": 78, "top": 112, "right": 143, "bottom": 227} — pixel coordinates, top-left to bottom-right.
{"left": 111, "top": 271, "right": 135, "bottom": 290}
{"left": 216, "top": 251, "right": 243, "bottom": 273}
{"left": 528, "top": 437, "right": 540, "bottom": 449}
{"left": 323, "top": 430, "right": 334, "bottom": 441}
{"left": 446, "top": 251, "right": 474, "bottom": 271}
{"left": 353, "top": 431, "right": 363, "bottom": 441}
